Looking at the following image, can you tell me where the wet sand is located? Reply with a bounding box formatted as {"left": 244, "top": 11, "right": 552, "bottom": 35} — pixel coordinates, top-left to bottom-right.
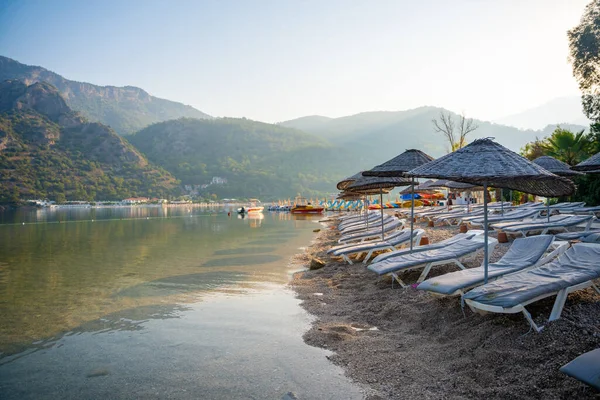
{"left": 291, "top": 217, "right": 600, "bottom": 399}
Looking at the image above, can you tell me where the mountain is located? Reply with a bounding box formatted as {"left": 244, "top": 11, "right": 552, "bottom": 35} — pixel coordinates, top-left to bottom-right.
{"left": 280, "top": 107, "right": 543, "bottom": 161}
{"left": 0, "top": 80, "right": 178, "bottom": 203}
{"left": 494, "top": 96, "right": 590, "bottom": 130}
{"left": 128, "top": 118, "right": 359, "bottom": 199}
{"left": 0, "top": 56, "right": 211, "bottom": 135}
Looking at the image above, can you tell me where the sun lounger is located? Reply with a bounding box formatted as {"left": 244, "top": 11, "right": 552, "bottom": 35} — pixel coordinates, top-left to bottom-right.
{"left": 555, "top": 230, "right": 600, "bottom": 241}
{"left": 434, "top": 209, "right": 486, "bottom": 226}
{"left": 498, "top": 215, "right": 596, "bottom": 237}
{"left": 330, "top": 229, "right": 425, "bottom": 264}
{"left": 328, "top": 227, "right": 415, "bottom": 254}
{"left": 340, "top": 215, "right": 394, "bottom": 235}
{"left": 569, "top": 206, "right": 600, "bottom": 215}
{"left": 370, "top": 230, "right": 485, "bottom": 263}
{"left": 339, "top": 213, "right": 388, "bottom": 230}
{"left": 417, "top": 235, "right": 567, "bottom": 296}
{"left": 338, "top": 218, "right": 405, "bottom": 243}
{"left": 466, "top": 207, "right": 543, "bottom": 227}
{"left": 464, "top": 243, "right": 600, "bottom": 332}
{"left": 367, "top": 235, "right": 497, "bottom": 287}
{"left": 560, "top": 348, "right": 600, "bottom": 391}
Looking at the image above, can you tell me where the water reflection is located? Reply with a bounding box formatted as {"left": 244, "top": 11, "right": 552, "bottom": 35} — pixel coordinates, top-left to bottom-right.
{"left": 0, "top": 211, "right": 317, "bottom": 357}
{"left": 0, "top": 303, "right": 188, "bottom": 363}
{"left": 114, "top": 271, "right": 249, "bottom": 298}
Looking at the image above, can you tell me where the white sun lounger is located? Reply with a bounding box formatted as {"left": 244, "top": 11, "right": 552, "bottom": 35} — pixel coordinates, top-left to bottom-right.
{"left": 338, "top": 219, "right": 405, "bottom": 244}
{"left": 330, "top": 229, "right": 425, "bottom": 264}
{"left": 370, "top": 230, "right": 485, "bottom": 264}
{"left": 498, "top": 215, "right": 596, "bottom": 237}
{"left": 328, "top": 227, "right": 416, "bottom": 254}
{"left": 560, "top": 348, "right": 600, "bottom": 391}
{"left": 464, "top": 243, "right": 600, "bottom": 332}
{"left": 434, "top": 209, "right": 486, "bottom": 226}
{"left": 338, "top": 212, "right": 383, "bottom": 229}
{"left": 340, "top": 215, "right": 394, "bottom": 235}
{"left": 555, "top": 230, "right": 600, "bottom": 241}
{"left": 467, "top": 207, "right": 543, "bottom": 227}
{"left": 417, "top": 235, "right": 567, "bottom": 296}
{"left": 367, "top": 235, "right": 497, "bottom": 288}
{"left": 338, "top": 214, "right": 393, "bottom": 232}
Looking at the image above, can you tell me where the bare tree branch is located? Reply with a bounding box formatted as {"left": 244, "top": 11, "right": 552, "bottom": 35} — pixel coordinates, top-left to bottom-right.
{"left": 431, "top": 111, "right": 456, "bottom": 150}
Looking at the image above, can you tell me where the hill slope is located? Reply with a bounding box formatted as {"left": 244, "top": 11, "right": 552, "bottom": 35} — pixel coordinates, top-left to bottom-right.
{"left": 129, "top": 118, "right": 358, "bottom": 199}
{"left": 0, "top": 56, "right": 211, "bottom": 135}
{"left": 494, "top": 96, "right": 590, "bottom": 130}
{"left": 281, "top": 107, "right": 544, "bottom": 161}
{"left": 0, "top": 80, "right": 178, "bottom": 203}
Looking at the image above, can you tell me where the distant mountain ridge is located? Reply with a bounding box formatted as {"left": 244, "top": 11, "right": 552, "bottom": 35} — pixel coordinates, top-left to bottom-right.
{"left": 0, "top": 80, "right": 177, "bottom": 203}
{"left": 494, "top": 96, "right": 590, "bottom": 130}
{"left": 0, "top": 56, "right": 211, "bottom": 135}
{"left": 279, "top": 107, "right": 548, "bottom": 160}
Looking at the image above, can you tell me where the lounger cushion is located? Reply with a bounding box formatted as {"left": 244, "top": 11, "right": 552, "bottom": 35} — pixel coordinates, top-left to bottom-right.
{"left": 555, "top": 230, "right": 600, "bottom": 241}
{"left": 328, "top": 227, "right": 409, "bottom": 254}
{"left": 417, "top": 235, "right": 554, "bottom": 295}
{"left": 332, "top": 229, "right": 422, "bottom": 256}
{"left": 500, "top": 215, "right": 592, "bottom": 233}
{"left": 339, "top": 220, "right": 403, "bottom": 242}
{"left": 368, "top": 238, "right": 488, "bottom": 276}
{"left": 560, "top": 348, "right": 600, "bottom": 390}
{"left": 463, "top": 244, "right": 600, "bottom": 308}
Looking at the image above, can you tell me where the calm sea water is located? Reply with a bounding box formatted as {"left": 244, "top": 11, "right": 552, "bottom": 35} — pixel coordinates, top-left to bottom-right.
{"left": 0, "top": 207, "right": 364, "bottom": 399}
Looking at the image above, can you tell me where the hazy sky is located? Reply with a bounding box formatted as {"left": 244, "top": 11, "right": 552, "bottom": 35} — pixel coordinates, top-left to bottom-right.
{"left": 0, "top": 0, "right": 591, "bottom": 123}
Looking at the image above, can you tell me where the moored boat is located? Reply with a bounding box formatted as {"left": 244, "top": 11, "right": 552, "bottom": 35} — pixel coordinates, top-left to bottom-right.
{"left": 290, "top": 197, "right": 324, "bottom": 214}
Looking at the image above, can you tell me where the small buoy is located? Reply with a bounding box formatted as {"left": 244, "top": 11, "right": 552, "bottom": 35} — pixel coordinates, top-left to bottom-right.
{"left": 22, "top": 222, "right": 25, "bottom": 225}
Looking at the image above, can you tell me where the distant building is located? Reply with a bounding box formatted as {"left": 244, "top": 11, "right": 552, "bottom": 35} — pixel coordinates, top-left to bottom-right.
{"left": 122, "top": 197, "right": 149, "bottom": 205}
{"left": 211, "top": 176, "right": 227, "bottom": 185}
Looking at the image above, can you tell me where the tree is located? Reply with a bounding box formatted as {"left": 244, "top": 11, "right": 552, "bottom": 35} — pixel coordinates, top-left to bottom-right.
{"left": 568, "top": 0, "right": 600, "bottom": 121}
{"left": 520, "top": 137, "right": 547, "bottom": 160}
{"left": 431, "top": 111, "right": 478, "bottom": 152}
{"left": 544, "top": 128, "right": 589, "bottom": 165}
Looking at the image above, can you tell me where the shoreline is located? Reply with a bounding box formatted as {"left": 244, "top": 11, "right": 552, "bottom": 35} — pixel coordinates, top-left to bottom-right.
{"left": 291, "top": 217, "right": 600, "bottom": 399}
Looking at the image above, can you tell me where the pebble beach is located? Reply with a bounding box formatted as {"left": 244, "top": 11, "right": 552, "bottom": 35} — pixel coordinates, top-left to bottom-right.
{"left": 291, "top": 215, "right": 600, "bottom": 399}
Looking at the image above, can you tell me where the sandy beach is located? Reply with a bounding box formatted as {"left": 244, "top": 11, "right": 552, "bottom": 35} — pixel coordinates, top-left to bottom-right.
{"left": 291, "top": 216, "right": 600, "bottom": 399}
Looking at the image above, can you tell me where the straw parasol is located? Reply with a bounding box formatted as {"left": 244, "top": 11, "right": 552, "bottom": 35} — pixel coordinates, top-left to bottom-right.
{"left": 337, "top": 171, "right": 364, "bottom": 191}
{"left": 532, "top": 156, "right": 583, "bottom": 177}
{"left": 407, "top": 138, "right": 575, "bottom": 283}
{"left": 533, "top": 155, "right": 584, "bottom": 221}
{"left": 362, "top": 149, "right": 435, "bottom": 251}
{"left": 573, "top": 151, "right": 600, "bottom": 172}
{"left": 347, "top": 175, "right": 411, "bottom": 239}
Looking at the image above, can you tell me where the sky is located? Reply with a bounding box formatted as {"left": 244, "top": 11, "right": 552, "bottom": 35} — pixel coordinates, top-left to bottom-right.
{"left": 0, "top": 0, "right": 591, "bottom": 123}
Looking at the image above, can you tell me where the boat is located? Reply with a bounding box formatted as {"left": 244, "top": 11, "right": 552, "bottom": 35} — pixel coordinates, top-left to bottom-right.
{"left": 237, "top": 199, "right": 264, "bottom": 214}
{"left": 290, "top": 197, "right": 324, "bottom": 214}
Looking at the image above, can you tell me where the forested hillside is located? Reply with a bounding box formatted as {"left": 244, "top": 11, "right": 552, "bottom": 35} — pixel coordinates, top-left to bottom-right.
{"left": 0, "top": 80, "right": 178, "bottom": 203}
{"left": 129, "top": 118, "right": 359, "bottom": 199}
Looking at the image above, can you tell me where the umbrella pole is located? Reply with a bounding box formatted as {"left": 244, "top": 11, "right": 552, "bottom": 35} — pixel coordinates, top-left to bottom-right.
{"left": 483, "top": 182, "right": 489, "bottom": 284}
{"left": 410, "top": 177, "right": 415, "bottom": 251}
{"left": 380, "top": 188, "right": 384, "bottom": 240}
{"left": 547, "top": 197, "right": 550, "bottom": 223}
{"left": 500, "top": 188, "right": 504, "bottom": 215}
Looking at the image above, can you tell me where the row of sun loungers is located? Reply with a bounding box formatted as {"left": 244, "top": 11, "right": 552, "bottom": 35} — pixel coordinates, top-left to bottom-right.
{"left": 327, "top": 204, "right": 600, "bottom": 391}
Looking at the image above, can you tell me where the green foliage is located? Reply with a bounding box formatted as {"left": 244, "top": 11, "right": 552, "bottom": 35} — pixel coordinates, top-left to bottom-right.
{"left": 568, "top": 0, "right": 600, "bottom": 121}
{"left": 520, "top": 126, "right": 600, "bottom": 205}
{"left": 0, "top": 80, "right": 179, "bottom": 204}
{"left": 520, "top": 127, "right": 590, "bottom": 165}
{"left": 129, "top": 118, "right": 360, "bottom": 199}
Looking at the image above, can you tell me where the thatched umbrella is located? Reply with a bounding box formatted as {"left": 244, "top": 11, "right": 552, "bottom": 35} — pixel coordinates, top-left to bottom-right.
{"left": 573, "top": 151, "right": 600, "bottom": 172}
{"left": 347, "top": 176, "right": 411, "bottom": 239}
{"left": 337, "top": 171, "right": 364, "bottom": 191}
{"left": 407, "top": 138, "right": 575, "bottom": 283}
{"left": 362, "top": 149, "right": 435, "bottom": 251}
{"left": 533, "top": 155, "right": 583, "bottom": 221}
